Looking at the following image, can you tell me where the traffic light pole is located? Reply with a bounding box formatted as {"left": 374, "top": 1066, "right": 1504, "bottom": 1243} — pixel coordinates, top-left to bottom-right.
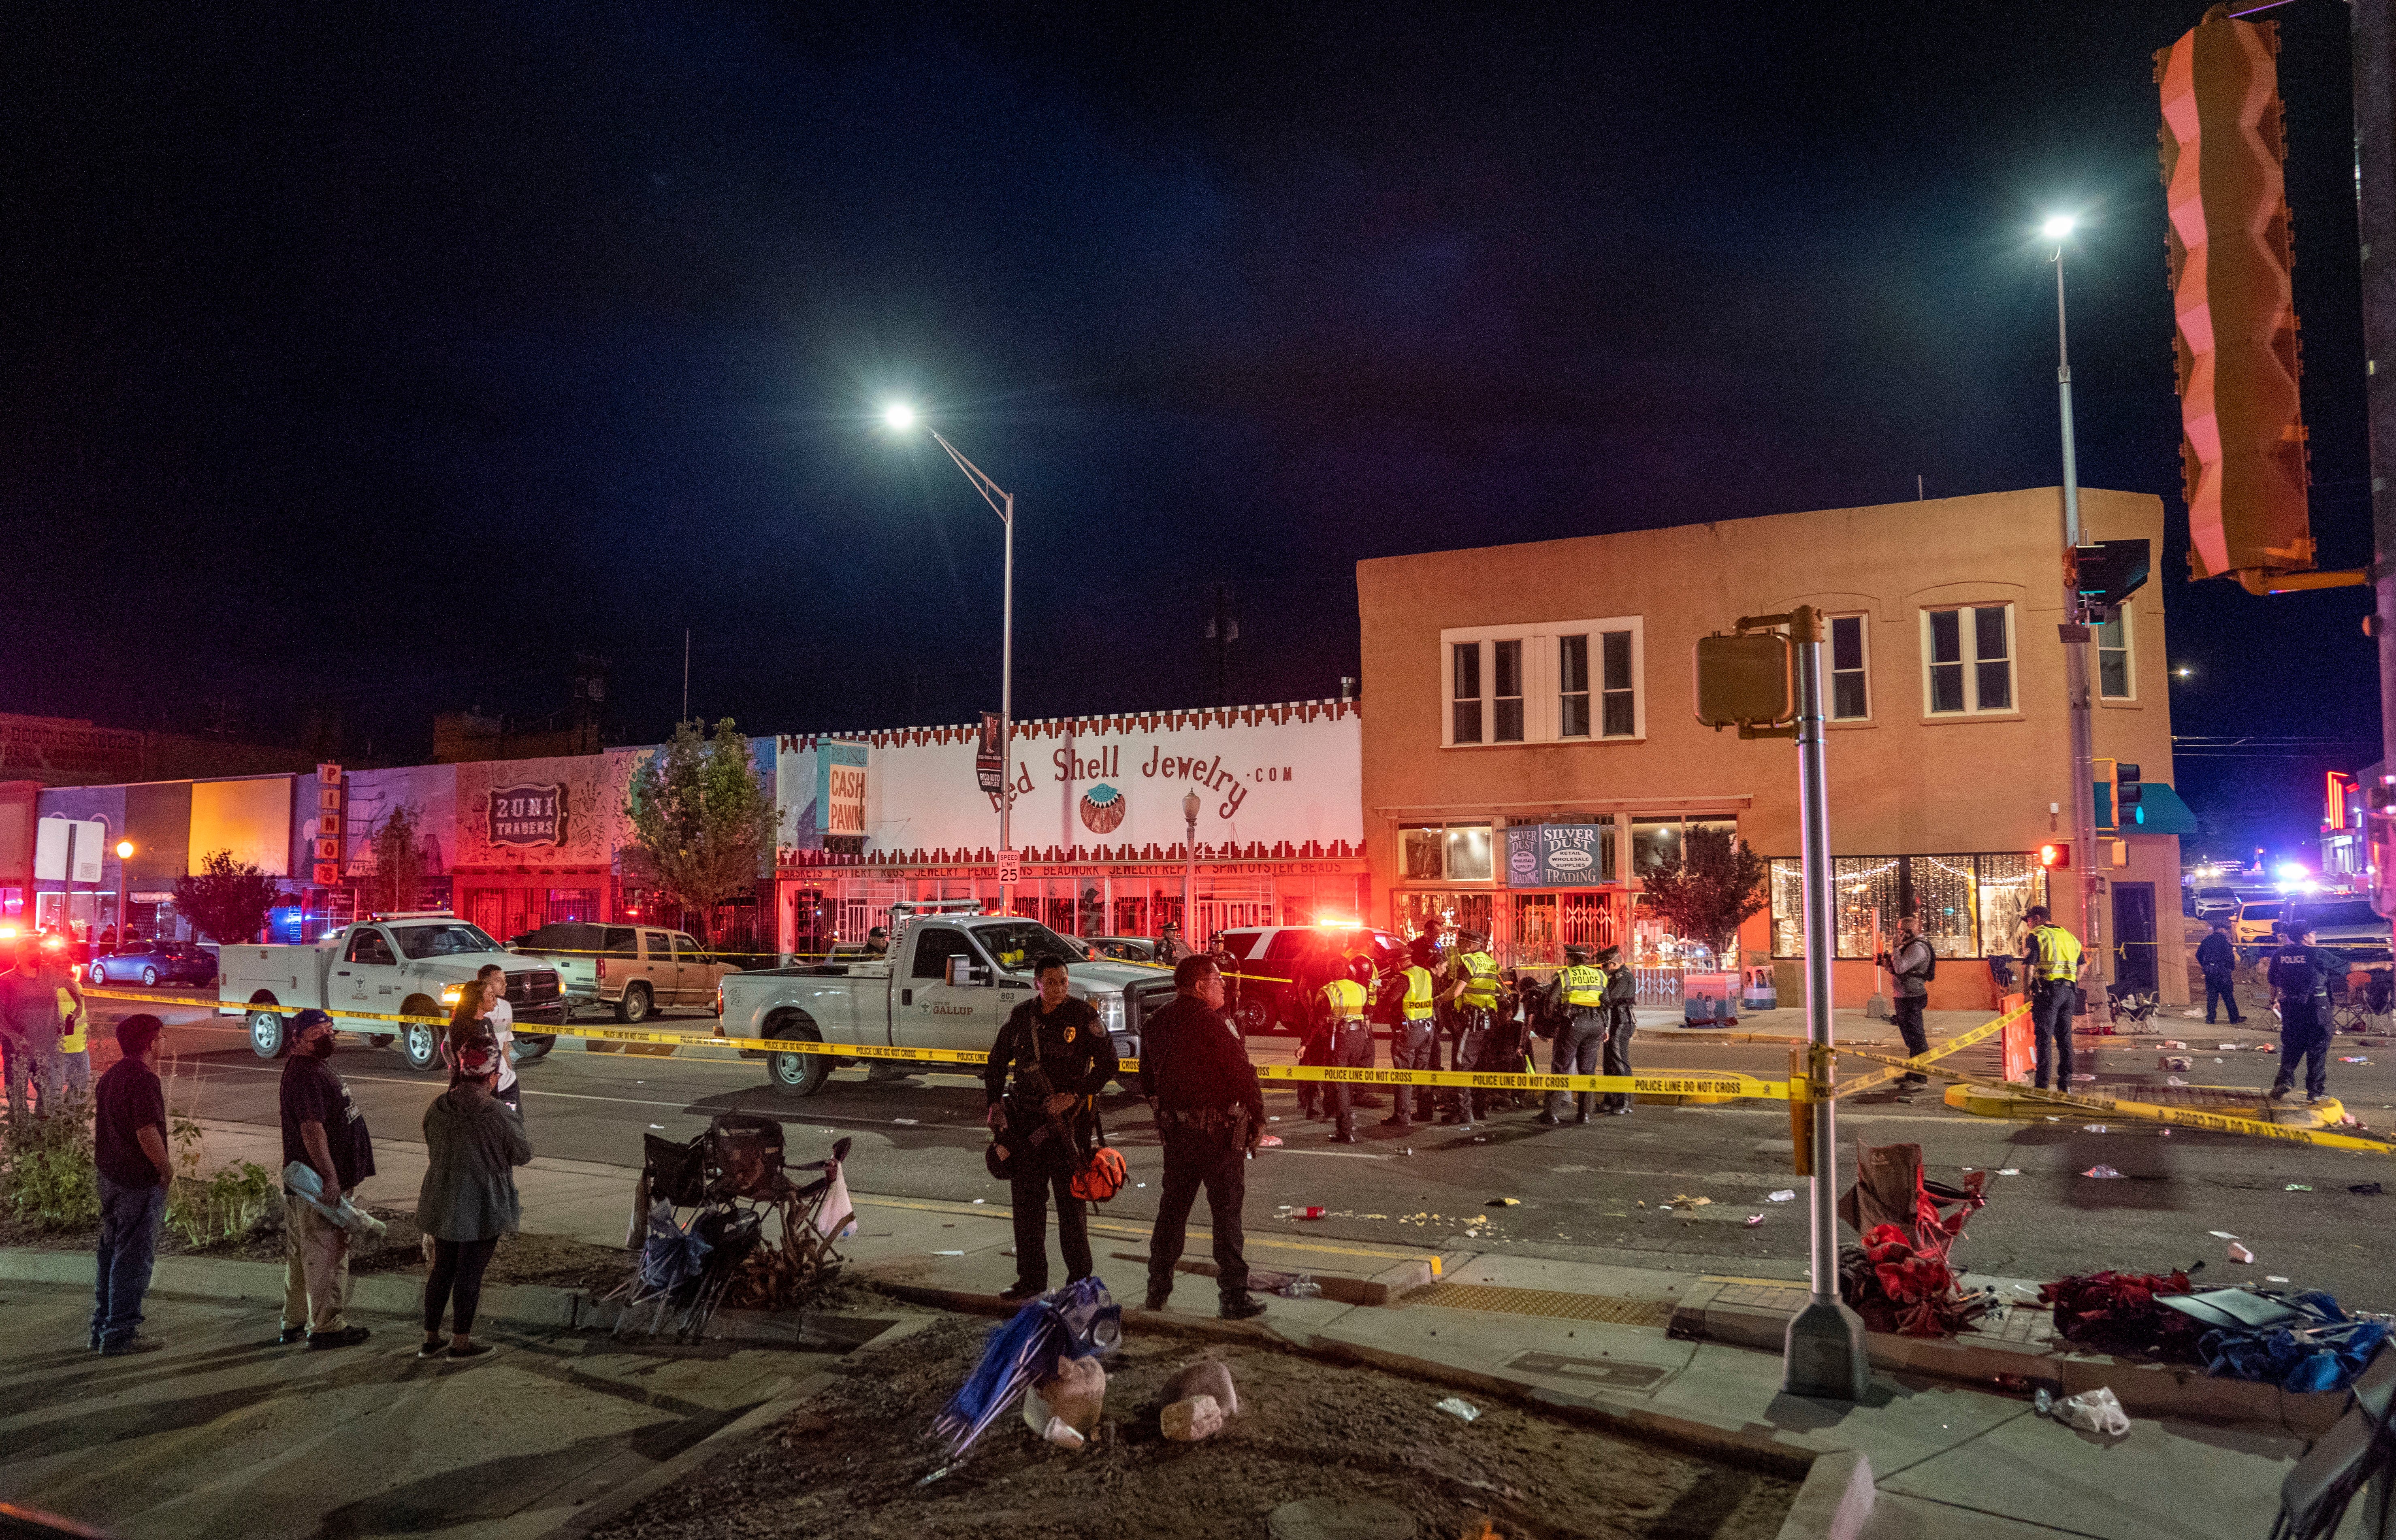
{"left": 2054, "top": 245, "right": 2106, "bottom": 1008}
{"left": 1782, "top": 605, "right": 1869, "bottom": 1401}
{"left": 2358, "top": 0, "right": 2396, "bottom": 886}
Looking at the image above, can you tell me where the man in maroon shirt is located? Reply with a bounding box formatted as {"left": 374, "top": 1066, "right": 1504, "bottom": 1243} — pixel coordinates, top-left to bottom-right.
{"left": 1138, "top": 954, "right": 1266, "bottom": 1320}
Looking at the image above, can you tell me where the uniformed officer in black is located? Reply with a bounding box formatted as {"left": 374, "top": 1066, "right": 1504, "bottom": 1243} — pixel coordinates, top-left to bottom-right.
{"left": 984, "top": 954, "right": 1119, "bottom": 1301}
{"left": 1138, "top": 952, "right": 1267, "bottom": 1319}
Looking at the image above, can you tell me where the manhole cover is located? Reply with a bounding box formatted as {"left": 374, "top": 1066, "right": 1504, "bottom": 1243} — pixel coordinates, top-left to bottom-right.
{"left": 1268, "top": 1497, "right": 1417, "bottom": 1540}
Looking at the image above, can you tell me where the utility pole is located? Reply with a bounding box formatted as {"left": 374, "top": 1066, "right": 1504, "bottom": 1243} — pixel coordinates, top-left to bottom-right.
{"left": 2359, "top": 1, "right": 2396, "bottom": 793}
{"left": 2051, "top": 236, "right": 2106, "bottom": 1012}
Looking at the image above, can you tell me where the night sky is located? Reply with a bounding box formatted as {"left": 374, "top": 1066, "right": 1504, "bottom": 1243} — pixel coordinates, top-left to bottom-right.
{"left": 2, "top": 3, "right": 2381, "bottom": 860}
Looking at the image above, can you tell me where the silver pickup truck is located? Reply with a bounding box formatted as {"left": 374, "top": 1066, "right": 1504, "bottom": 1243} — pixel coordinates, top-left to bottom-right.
{"left": 718, "top": 911, "right": 1172, "bottom": 1096}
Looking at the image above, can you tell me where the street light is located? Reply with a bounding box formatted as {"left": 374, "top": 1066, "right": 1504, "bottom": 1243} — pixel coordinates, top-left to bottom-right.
{"left": 2044, "top": 213, "right": 2104, "bottom": 1012}
{"left": 115, "top": 840, "right": 133, "bottom": 952}
{"left": 1182, "top": 789, "right": 1202, "bottom": 943}
{"left": 882, "top": 405, "right": 1019, "bottom": 914}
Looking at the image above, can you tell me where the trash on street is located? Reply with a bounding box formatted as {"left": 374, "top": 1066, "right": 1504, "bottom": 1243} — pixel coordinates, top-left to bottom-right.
{"left": 1434, "top": 1397, "right": 1481, "bottom": 1422}
{"left": 2083, "top": 1165, "right": 2125, "bottom": 1179}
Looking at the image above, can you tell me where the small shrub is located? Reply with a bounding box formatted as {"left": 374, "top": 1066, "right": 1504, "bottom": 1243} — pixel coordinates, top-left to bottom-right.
{"left": 166, "top": 1160, "right": 277, "bottom": 1248}
{"left": 0, "top": 1095, "right": 100, "bottom": 1230}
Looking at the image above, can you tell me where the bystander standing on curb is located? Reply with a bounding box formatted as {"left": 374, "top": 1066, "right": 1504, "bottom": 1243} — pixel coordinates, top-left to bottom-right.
{"left": 90, "top": 1012, "right": 175, "bottom": 1355}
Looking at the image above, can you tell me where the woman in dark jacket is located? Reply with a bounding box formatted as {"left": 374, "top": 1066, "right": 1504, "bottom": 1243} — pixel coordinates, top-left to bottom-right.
{"left": 416, "top": 1037, "right": 531, "bottom": 1360}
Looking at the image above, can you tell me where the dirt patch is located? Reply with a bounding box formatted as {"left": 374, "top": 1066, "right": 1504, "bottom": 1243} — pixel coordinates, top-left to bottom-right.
{"left": 597, "top": 1315, "right": 1796, "bottom": 1540}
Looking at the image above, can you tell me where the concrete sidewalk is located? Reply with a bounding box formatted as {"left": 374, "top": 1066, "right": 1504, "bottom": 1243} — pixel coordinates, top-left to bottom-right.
{"left": 167, "top": 1118, "right": 2350, "bottom": 1540}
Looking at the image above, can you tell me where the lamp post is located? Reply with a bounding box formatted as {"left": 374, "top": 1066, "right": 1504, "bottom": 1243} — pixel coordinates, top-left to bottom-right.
{"left": 2044, "top": 215, "right": 2105, "bottom": 1006}
{"left": 1182, "top": 789, "right": 1201, "bottom": 941}
{"left": 883, "top": 405, "right": 1018, "bottom": 915}
{"left": 115, "top": 840, "right": 133, "bottom": 952}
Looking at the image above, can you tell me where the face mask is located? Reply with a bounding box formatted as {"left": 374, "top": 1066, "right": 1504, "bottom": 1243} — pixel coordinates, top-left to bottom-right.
{"left": 308, "top": 1035, "right": 336, "bottom": 1059}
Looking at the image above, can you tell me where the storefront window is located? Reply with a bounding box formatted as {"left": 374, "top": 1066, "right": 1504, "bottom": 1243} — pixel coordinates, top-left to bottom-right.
{"left": 1770, "top": 853, "right": 2049, "bottom": 959}
{"left": 1631, "top": 819, "right": 1680, "bottom": 875}
{"left": 1401, "top": 825, "right": 1445, "bottom": 880}
{"left": 1444, "top": 826, "right": 1493, "bottom": 882}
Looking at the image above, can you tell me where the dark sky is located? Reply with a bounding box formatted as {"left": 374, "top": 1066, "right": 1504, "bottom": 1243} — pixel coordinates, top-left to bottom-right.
{"left": 2, "top": 2, "right": 2380, "bottom": 860}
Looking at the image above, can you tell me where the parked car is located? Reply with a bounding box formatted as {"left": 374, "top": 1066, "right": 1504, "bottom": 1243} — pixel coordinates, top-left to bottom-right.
{"left": 717, "top": 909, "right": 1160, "bottom": 1097}
{"left": 2190, "top": 885, "right": 2239, "bottom": 922}
{"left": 220, "top": 911, "right": 565, "bottom": 1069}
{"left": 509, "top": 921, "right": 742, "bottom": 1023}
{"left": 2233, "top": 899, "right": 2285, "bottom": 946}
{"left": 87, "top": 939, "right": 218, "bottom": 988}
{"left": 1080, "top": 935, "right": 1160, "bottom": 963}
{"left": 1211, "top": 923, "right": 1412, "bottom": 1037}
{"left": 2291, "top": 897, "right": 2394, "bottom": 963}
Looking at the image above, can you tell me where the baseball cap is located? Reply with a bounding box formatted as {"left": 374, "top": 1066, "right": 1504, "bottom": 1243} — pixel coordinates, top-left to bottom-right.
{"left": 291, "top": 1008, "right": 334, "bottom": 1033}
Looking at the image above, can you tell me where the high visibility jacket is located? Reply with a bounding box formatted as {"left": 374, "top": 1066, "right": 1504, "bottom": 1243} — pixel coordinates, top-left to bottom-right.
{"left": 1400, "top": 965, "right": 1436, "bottom": 1022}
{"left": 1318, "top": 978, "right": 1368, "bottom": 1020}
{"left": 56, "top": 986, "right": 86, "bottom": 1055}
{"left": 1457, "top": 950, "right": 1500, "bottom": 1008}
{"left": 2027, "top": 925, "right": 2083, "bottom": 981}
{"left": 1560, "top": 964, "right": 1606, "bottom": 1008}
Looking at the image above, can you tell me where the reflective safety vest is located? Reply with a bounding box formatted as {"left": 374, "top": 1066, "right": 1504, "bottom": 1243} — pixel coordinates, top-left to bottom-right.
{"left": 1401, "top": 965, "right": 1437, "bottom": 1022}
{"left": 56, "top": 986, "right": 87, "bottom": 1055}
{"left": 2028, "top": 925, "right": 2083, "bottom": 981}
{"left": 1318, "top": 978, "right": 1369, "bottom": 1019}
{"left": 1457, "top": 950, "right": 1500, "bottom": 1008}
{"left": 1560, "top": 964, "right": 1607, "bottom": 1008}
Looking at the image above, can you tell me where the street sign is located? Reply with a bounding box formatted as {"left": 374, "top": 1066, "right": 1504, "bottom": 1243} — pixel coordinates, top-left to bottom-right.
{"left": 1694, "top": 631, "right": 1793, "bottom": 728}
{"left": 996, "top": 849, "right": 1021, "bottom": 884}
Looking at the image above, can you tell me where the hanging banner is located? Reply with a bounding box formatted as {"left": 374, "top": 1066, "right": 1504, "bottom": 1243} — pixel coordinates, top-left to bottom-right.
{"left": 1505, "top": 822, "right": 1609, "bottom": 888}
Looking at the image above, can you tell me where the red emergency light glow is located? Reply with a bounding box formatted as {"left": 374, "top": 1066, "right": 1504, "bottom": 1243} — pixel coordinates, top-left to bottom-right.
{"left": 2040, "top": 843, "right": 2071, "bottom": 870}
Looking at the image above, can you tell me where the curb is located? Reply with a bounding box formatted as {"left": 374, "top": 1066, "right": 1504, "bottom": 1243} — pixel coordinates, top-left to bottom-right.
{"left": 1669, "top": 1277, "right": 2346, "bottom": 1438}
{"left": 535, "top": 1371, "right": 836, "bottom": 1538}
{"left": 1774, "top": 1449, "right": 1874, "bottom": 1540}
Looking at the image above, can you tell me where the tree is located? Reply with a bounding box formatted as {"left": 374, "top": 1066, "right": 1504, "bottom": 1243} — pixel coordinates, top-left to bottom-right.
{"left": 367, "top": 803, "right": 426, "bottom": 914}
{"left": 173, "top": 850, "right": 281, "bottom": 945}
{"left": 622, "top": 718, "right": 780, "bottom": 942}
{"left": 1638, "top": 825, "right": 1769, "bottom": 967}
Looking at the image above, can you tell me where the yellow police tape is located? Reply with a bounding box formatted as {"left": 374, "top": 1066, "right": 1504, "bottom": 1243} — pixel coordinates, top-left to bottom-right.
{"left": 1836, "top": 1040, "right": 2396, "bottom": 1155}
{"left": 86, "top": 988, "right": 1788, "bottom": 1096}
{"left": 1832, "top": 1001, "right": 2030, "bottom": 1099}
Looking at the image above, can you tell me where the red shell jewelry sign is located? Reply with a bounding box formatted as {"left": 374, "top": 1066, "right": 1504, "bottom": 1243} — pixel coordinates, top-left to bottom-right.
{"left": 1079, "top": 783, "right": 1126, "bottom": 835}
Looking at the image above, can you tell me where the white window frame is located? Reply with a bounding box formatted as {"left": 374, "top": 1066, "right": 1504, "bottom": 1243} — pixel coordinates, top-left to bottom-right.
{"left": 2095, "top": 602, "right": 2136, "bottom": 702}
{"left": 1440, "top": 617, "right": 1645, "bottom": 747}
{"left": 1827, "top": 612, "right": 1870, "bottom": 722}
{"left": 1919, "top": 603, "right": 2017, "bottom": 718}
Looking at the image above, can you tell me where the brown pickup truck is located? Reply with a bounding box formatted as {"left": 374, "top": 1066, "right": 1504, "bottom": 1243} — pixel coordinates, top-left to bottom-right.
{"left": 509, "top": 921, "right": 742, "bottom": 1023}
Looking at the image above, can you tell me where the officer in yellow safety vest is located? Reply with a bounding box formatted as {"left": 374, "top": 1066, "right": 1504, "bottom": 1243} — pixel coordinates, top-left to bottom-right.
{"left": 1379, "top": 937, "right": 1442, "bottom": 1131}
{"left": 1537, "top": 945, "right": 1611, "bottom": 1125}
{"left": 54, "top": 974, "right": 92, "bottom": 1097}
{"left": 2019, "top": 905, "right": 2085, "bottom": 1092}
{"left": 1312, "top": 955, "right": 1376, "bottom": 1144}
{"left": 1441, "top": 933, "right": 1502, "bottom": 1127}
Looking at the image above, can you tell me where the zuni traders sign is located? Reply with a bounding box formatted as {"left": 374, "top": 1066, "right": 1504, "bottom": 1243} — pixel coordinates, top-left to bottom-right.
{"left": 488, "top": 784, "right": 568, "bottom": 848}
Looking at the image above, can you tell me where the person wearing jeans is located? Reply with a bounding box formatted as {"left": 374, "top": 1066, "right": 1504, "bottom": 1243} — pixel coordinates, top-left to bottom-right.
{"left": 91, "top": 1013, "right": 175, "bottom": 1355}
{"left": 2197, "top": 920, "right": 2244, "bottom": 1025}
{"left": 2020, "top": 907, "right": 2085, "bottom": 1092}
{"left": 1879, "top": 914, "right": 1936, "bottom": 1090}
{"left": 416, "top": 1037, "right": 531, "bottom": 1360}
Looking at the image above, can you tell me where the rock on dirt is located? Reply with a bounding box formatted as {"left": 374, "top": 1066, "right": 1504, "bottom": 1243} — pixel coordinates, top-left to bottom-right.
{"left": 595, "top": 1315, "right": 1795, "bottom": 1540}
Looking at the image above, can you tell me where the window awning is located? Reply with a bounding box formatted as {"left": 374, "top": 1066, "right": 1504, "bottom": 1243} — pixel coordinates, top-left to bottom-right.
{"left": 2096, "top": 780, "right": 2198, "bottom": 837}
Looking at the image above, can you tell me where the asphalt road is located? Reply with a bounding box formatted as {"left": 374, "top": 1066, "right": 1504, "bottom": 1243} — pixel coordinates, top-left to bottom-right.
{"left": 88, "top": 993, "right": 2396, "bottom": 1314}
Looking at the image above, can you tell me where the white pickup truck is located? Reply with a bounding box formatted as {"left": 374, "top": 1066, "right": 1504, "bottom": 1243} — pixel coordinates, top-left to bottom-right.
{"left": 218, "top": 911, "right": 566, "bottom": 1071}
{"left": 717, "top": 909, "right": 1174, "bottom": 1096}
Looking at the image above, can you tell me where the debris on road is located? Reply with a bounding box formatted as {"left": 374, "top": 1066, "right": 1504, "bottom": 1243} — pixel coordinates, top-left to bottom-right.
{"left": 1766, "top": 1189, "right": 1797, "bottom": 1202}
{"left": 2353, "top": 1183, "right": 2386, "bottom": 1196}
{"left": 2228, "top": 1242, "right": 2255, "bottom": 1264}
{"left": 1487, "top": 1197, "right": 1520, "bottom": 1207}
{"left": 2083, "top": 1165, "right": 2125, "bottom": 1179}
{"left": 2287, "top": 1184, "right": 2315, "bottom": 1192}
{"left": 1744, "top": 1214, "right": 1764, "bottom": 1227}
{"left": 2083, "top": 1125, "right": 2109, "bottom": 1133}
{"left": 2209, "top": 1231, "right": 2239, "bottom": 1240}
{"left": 1433, "top": 1396, "right": 1481, "bottom": 1422}
{"left": 1997, "top": 1168, "right": 2021, "bottom": 1176}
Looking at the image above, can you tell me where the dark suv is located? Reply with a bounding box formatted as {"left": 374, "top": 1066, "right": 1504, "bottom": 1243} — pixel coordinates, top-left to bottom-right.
{"left": 1213, "top": 924, "right": 1411, "bottom": 1036}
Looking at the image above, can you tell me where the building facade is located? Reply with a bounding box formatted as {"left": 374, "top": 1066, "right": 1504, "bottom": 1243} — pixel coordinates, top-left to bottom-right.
{"left": 1356, "top": 488, "right": 2195, "bottom": 1009}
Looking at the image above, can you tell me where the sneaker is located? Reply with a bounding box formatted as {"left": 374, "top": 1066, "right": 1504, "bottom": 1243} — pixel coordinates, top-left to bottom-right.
{"left": 1377, "top": 1115, "right": 1410, "bottom": 1129}
{"left": 307, "top": 1326, "right": 372, "bottom": 1351}
{"left": 417, "top": 1339, "right": 448, "bottom": 1360}
{"left": 279, "top": 1326, "right": 309, "bottom": 1345}
{"left": 1607, "top": 1106, "right": 1632, "bottom": 1116}
{"left": 2306, "top": 1095, "right": 2335, "bottom": 1107}
{"left": 445, "top": 1343, "right": 496, "bottom": 1362}
{"left": 2267, "top": 1086, "right": 2292, "bottom": 1104}
{"left": 1219, "top": 1295, "right": 1268, "bottom": 1322}
{"left": 1573, "top": 1114, "right": 1592, "bottom": 1125}
{"left": 1329, "top": 1131, "right": 1358, "bottom": 1145}
{"left": 1533, "top": 1112, "right": 1560, "bottom": 1127}
{"left": 100, "top": 1337, "right": 166, "bottom": 1357}
{"left": 998, "top": 1282, "right": 1045, "bottom": 1303}
{"left": 1142, "top": 1291, "right": 1172, "bottom": 1311}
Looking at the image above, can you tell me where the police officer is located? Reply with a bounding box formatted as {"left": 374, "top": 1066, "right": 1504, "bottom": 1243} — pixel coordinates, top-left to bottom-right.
{"left": 1537, "top": 944, "right": 1609, "bottom": 1125}
{"left": 983, "top": 954, "right": 1120, "bottom": 1302}
{"left": 862, "top": 927, "right": 890, "bottom": 958}
{"left": 1138, "top": 953, "right": 1267, "bottom": 1319}
{"left": 1155, "top": 922, "right": 1188, "bottom": 966}
{"left": 2019, "top": 905, "right": 2085, "bottom": 1092}
{"left": 1315, "top": 955, "right": 1375, "bottom": 1144}
{"left": 2268, "top": 920, "right": 2342, "bottom": 1106}
{"left": 1380, "top": 937, "right": 1441, "bottom": 1130}
{"left": 1440, "top": 930, "right": 1500, "bottom": 1127}
{"left": 1595, "top": 945, "right": 1637, "bottom": 1115}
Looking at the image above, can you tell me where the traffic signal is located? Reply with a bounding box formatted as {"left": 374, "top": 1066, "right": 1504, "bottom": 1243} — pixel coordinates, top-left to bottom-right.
{"left": 2116, "top": 762, "right": 2142, "bottom": 817}
{"left": 1694, "top": 631, "right": 1792, "bottom": 730}
{"left": 2040, "top": 842, "right": 2072, "bottom": 870}
{"left": 2155, "top": 11, "right": 2317, "bottom": 592}
{"left": 2072, "top": 541, "right": 2151, "bottom": 623}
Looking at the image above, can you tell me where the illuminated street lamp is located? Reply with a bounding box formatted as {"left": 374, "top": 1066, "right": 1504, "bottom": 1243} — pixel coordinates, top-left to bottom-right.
{"left": 2043, "top": 212, "right": 2104, "bottom": 1007}
{"left": 115, "top": 840, "right": 133, "bottom": 953}
{"left": 1183, "top": 789, "right": 1202, "bottom": 941}
{"left": 882, "top": 405, "right": 1018, "bottom": 913}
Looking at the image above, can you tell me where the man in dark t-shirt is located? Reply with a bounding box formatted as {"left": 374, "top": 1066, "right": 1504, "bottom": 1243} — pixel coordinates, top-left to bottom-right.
{"left": 91, "top": 1013, "right": 175, "bottom": 1355}
{"left": 278, "top": 1010, "right": 376, "bottom": 1348}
